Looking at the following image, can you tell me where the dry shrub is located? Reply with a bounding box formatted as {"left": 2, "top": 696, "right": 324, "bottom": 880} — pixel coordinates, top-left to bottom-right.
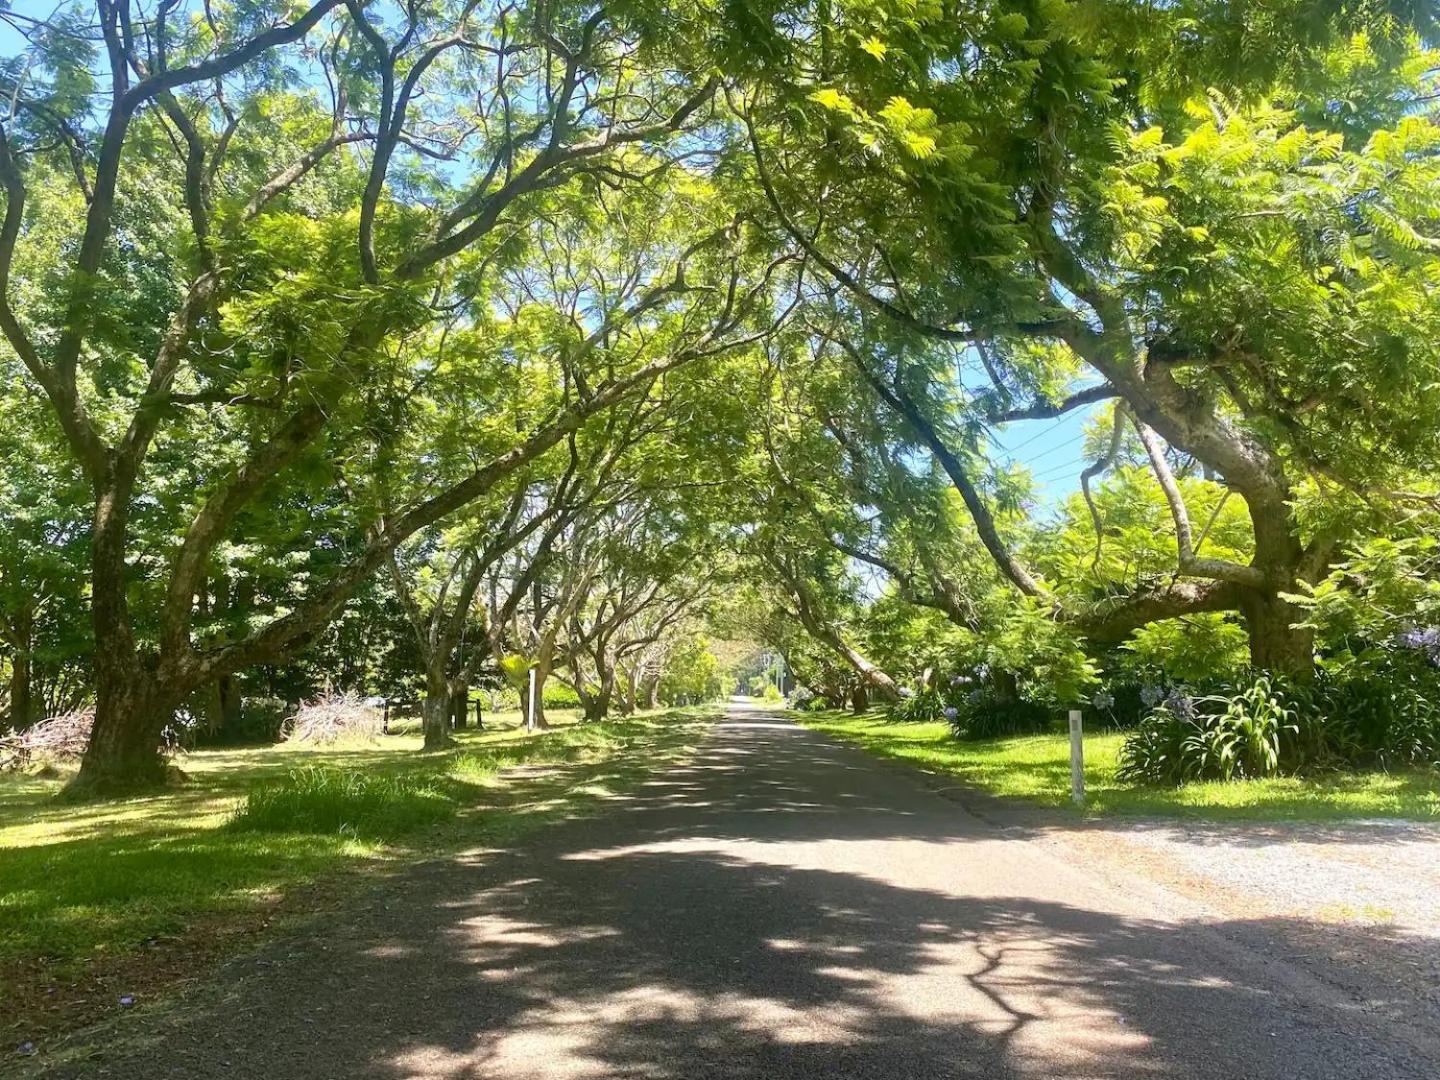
{"left": 0, "top": 708, "right": 96, "bottom": 770}
{"left": 282, "top": 691, "right": 384, "bottom": 745}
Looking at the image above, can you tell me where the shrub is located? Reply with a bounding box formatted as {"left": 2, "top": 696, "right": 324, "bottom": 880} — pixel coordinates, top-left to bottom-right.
{"left": 888, "top": 687, "right": 948, "bottom": 723}
{"left": 282, "top": 692, "right": 384, "bottom": 745}
{"left": 1118, "top": 665, "right": 1440, "bottom": 785}
{"left": 1119, "top": 678, "right": 1299, "bottom": 784}
{"left": 885, "top": 672, "right": 1055, "bottom": 737}
{"left": 790, "top": 688, "right": 829, "bottom": 712}
{"left": 1301, "top": 654, "right": 1440, "bottom": 769}
{"left": 1184, "top": 678, "right": 1298, "bottom": 781}
{"left": 951, "top": 696, "right": 1055, "bottom": 740}
{"left": 230, "top": 767, "right": 455, "bottom": 840}
{"left": 1085, "top": 677, "right": 1160, "bottom": 730}
{"left": 1114, "top": 705, "right": 1196, "bottom": 784}
{"left": 232, "top": 696, "right": 289, "bottom": 744}
{"left": 543, "top": 682, "right": 582, "bottom": 709}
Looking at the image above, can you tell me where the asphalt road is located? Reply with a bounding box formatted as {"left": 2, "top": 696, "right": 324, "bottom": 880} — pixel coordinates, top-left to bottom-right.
{"left": 31, "top": 705, "right": 1439, "bottom": 1078}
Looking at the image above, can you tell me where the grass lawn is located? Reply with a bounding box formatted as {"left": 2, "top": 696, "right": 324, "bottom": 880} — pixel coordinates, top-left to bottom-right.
{"left": 797, "top": 712, "right": 1440, "bottom": 821}
{"left": 0, "top": 707, "right": 714, "bottom": 1040}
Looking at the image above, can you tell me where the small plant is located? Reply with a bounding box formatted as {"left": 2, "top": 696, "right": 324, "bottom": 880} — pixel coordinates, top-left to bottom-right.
{"left": 888, "top": 686, "right": 949, "bottom": 723}
{"left": 1181, "top": 677, "right": 1297, "bottom": 781}
{"left": 230, "top": 767, "right": 455, "bottom": 840}
{"left": 1120, "top": 675, "right": 1311, "bottom": 784}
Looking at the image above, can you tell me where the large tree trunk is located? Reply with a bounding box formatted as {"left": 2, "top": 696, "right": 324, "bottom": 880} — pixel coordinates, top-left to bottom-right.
{"left": 421, "top": 665, "right": 452, "bottom": 750}
{"left": 583, "top": 663, "right": 615, "bottom": 722}
{"left": 195, "top": 680, "right": 224, "bottom": 742}
{"left": 850, "top": 682, "right": 869, "bottom": 713}
{"left": 449, "top": 678, "right": 468, "bottom": 729}
{"left": 75, "top": 667, "right": 175, "bottom": 794}
{"left": 581, "top": 691, "right": 607, "bottom": 722}
{"left": 219, "top": 674, "right": 242, "bottom": 735}
{"left": 1240, "top": 591, "right": 1315, "bottom": 676}
{"left": 620, "top": 665, "right": 638, "bottom": 715}
{"left": 72, "top": 484, "right": 179, "bottom": 794}
{"left": 5, "top": 604, "right": 33, "bottom": 731}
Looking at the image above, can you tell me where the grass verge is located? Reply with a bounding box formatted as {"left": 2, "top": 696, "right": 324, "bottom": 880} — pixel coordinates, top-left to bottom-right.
{"left": 797, "top": 712, "right": 1440, "bottom": 821}
{"left": 0, "top": 707, "right": 714, "bottom": 1045}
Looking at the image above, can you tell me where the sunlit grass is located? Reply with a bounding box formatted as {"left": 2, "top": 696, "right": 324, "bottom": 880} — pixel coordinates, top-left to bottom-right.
{"left": 798, "top": 712, "right": 1440, "bottom": 821}
{"left": 0, "top": 707, "right": 712, "bottom": 995}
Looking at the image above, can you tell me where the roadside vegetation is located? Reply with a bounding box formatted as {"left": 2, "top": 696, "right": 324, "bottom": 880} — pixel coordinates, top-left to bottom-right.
{"left": 800, "top": 713, "right": 1440, "bottom": 822}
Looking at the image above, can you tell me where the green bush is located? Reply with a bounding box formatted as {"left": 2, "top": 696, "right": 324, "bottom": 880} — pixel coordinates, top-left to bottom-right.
{"left": 884, "top": 672, "right": 1054, "bottom": 737}
{"left": 234, "top": 696, "right": 290, "bottom": 743}
{"left": 951, "top": 696, "right": 1055, "bottom": 740}
{"left": 1295, "top": 654, "right": 1440, "bottom": 769}
{"left": 1117, "top": 664, "right": 1440, "bottom": 785}
{"left": 1119, "top": 678, "right": 1299, "bottom": 784}
{"left": 544, "top": 682, "right": 582, "bottom": 709}
{"left": 889, "top": 687, "right": 948, "bottom": 723}
{"left": 1085, "top": 677, "right": 1159, "bottom": 730}
{"left": 230, "top": 767, "right": 455, "bottom": 840}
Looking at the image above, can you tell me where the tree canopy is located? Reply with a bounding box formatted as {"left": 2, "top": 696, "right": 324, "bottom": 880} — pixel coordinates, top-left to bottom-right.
{"left": 1, "top": 0, "right": 1438, "bottom": 790}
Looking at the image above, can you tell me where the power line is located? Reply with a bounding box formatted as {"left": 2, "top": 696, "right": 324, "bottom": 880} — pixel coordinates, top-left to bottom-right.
{"left": 1023, "top": 430, "right": 1089, "bottom": 465}
{"left": 997, "top": 415, "right": 1071, "bottom": 454}
{"left": 1032, "top": 457, "right": 1087, "bottom": 481}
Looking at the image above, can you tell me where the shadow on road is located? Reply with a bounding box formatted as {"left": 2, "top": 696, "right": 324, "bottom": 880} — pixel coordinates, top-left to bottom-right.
{"left": 31, "top": 714, "right": 1440, "bottom": 1079}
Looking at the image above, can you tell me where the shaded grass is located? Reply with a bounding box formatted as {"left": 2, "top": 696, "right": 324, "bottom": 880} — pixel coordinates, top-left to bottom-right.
{"left": 0, "top": 707, "right": 714, "bottom": 1037}
{"left": 797, "top": 712, "right": 1440, "bottom": 821}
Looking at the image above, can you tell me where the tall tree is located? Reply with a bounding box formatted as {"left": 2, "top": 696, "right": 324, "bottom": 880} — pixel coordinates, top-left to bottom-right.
{"left": 734, "top": 2, "right": 1440, "bottom": 673}
{"left": 0, "top": 0, "right": 779, "bottom": 790}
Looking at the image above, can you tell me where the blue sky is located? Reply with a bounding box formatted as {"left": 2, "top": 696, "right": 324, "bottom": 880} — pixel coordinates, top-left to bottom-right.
{"left": 989, "top": 398, "right": 1105, "bottom": 515}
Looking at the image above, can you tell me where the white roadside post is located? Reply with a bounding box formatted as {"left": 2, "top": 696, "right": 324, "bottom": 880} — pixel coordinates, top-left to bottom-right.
{"left": 528, "top": 666, "right": 538, "bottom": 731}
{"left": 1068, "top": 709, "right": 1085, "bottom": 805}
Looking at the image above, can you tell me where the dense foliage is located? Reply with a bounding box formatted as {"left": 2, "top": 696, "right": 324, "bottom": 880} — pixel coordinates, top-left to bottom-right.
{"left": 1, "top": 0, "right": 1438, "bottom": 794}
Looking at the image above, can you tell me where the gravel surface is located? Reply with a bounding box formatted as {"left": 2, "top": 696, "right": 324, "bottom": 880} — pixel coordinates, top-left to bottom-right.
{"left": 14, "top": 705, "right": 1439, "bottom": 1079}
{"left": 1088, "top": 818, "right": 1440, "bottom": 928}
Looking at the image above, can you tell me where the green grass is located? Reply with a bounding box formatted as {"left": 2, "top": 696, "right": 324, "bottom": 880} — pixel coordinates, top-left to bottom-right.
{"left": 230, "top": 768, "right": 458, "bottom": 839}
{"left": 0, "top": 707, "right": 714, "bottom": 1028}
{"left": 797, "top": 712, "right": 1440, "bottom": 821}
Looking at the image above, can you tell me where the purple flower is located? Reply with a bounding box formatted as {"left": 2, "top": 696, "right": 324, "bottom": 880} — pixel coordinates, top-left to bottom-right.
{"left": 974, "top": 663, "right": 991, "bottom": 681}
{"left": 942, "top": 706, "right": 959, "bottom": 722}
{"left": 1163, "top": 688, "right": 1197, "bottom": 721}
{"left": 1396, "top": 626, "right": 1440, "bottom": 666}
{"left": 1140, "top": 684, "right": 1164, "bottom": 708}
{"left": 1092, "top": 691, "right": 1115, "bottom": 711}
{"left": 967, "top": 688, "right": 985, "bottom": 704}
